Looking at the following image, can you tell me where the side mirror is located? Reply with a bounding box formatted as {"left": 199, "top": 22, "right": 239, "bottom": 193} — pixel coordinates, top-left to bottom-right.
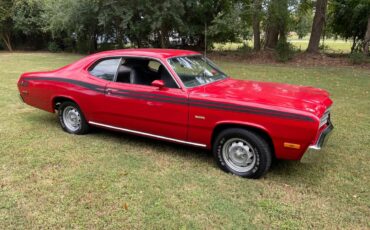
{"left": 151, "top": 80, "right": 165, "bottom": 88}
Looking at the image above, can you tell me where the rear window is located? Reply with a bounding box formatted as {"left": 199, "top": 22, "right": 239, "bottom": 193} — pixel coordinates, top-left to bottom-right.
{"left": 89, "top": 58, "right": 121, "bottom": 81}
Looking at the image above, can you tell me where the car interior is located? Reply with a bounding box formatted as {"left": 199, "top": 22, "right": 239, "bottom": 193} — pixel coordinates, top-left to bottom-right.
{"left": 115, "top": 58, "right": 178, "bottom": 88}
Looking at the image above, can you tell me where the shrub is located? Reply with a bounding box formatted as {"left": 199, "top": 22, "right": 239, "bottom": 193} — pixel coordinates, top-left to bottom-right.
{"left": 275, "top": 39, "right": 294, "bottom": 62}
{"left": 237, "top": 43, "right": 253, "bottom": 53}
{"left": 98, "top": 43, "right": 116, "bottom": 51}
{"left": 62, "top": 37, "right": 76, "bottom": 52}
{"left": 349, "top": 52, "right": 366, "bottom": 65}
{"left": 319, "top": 44, "right": 330, "bottom": 51}
{"left": 48, "top": 42, "right": 61, "bottom": 53}
{"left": 76, "top": 40, "right": 91, "bottom": 54}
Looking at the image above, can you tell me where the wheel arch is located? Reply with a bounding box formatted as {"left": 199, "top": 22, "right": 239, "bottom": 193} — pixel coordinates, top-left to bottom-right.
{"left": 211, "top": 121, "right": 275, "bottom": 157}
{"left": 51, "top": 95, "right": 80, "bottom": 112}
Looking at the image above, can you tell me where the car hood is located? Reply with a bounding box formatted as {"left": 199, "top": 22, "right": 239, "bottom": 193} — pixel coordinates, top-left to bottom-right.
{"left": 189, "top": 78, "right": 333, "bottom": 117}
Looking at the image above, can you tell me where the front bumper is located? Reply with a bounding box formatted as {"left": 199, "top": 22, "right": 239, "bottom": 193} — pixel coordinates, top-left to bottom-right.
{"left": 308, "top": 122, "right": 334, "bottom": 150}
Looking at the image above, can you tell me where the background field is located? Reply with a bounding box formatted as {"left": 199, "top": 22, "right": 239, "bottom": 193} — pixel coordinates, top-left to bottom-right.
{"left": 0, "top": 52, "right": 369, "bottom": 229}
{"left": 214, "top": 37, "right": 352, "bottom": 53}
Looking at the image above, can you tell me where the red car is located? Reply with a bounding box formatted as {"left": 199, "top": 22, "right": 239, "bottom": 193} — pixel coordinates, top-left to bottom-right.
{"left": 18, "top": 49, "right": 333, "bottom": 178}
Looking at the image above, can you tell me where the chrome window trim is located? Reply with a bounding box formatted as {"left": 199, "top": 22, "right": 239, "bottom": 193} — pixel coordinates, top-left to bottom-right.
{"left": 87, "top": 55, "right": 182, "bottom": 89}
{"left": 89, "top": 121, "right": 207, "bottom": 148}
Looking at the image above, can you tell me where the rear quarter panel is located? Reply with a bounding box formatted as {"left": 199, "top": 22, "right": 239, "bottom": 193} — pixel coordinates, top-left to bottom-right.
{"left": 18, "top": 70, "right": 106, "bottom": 123}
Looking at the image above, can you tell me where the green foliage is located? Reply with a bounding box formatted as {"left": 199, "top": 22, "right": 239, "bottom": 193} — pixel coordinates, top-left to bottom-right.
{"left": 0, "top": 0, "right": 368, "bottom": 53}
{"left": 349, "top": 52, "right": 366, "bottom": 64}
{"left": 275, "top": 39, "right": 294, "bottom": 62}
{"left": 237, "top": 42, "right": 253, "bottom": 53}
{"left": 329, "top": 0, "right": 370, "bottom": 51}
{"left": 293, "top": 13, "right": 312, "bottom": 39}
{"left": 12, "top": 0, "right": 44, "bottom": 35}
{"left": 208, "top": 3, "right": 250, "bottom": 44}
{"left": 319, "top": 43, "right": 330, "bottom": 51}
{"left": 47, "top": 41, "right": 61, "bottom": 52}
{"left": 0, "top": 0, "right": 15, "bottom": 50}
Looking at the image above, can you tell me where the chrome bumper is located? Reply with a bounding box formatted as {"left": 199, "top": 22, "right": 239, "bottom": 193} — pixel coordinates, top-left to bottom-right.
{"left": 309, "top": 122, "right": 334, "bottom": 150}
{"left": 19, "top": 94, "right": 25, "bottom": 103}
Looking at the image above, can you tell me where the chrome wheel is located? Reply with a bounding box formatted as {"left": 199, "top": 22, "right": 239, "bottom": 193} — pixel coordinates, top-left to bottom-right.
{"left": 222, "top": 138, "right": 257, "bottom": 173}
{"left": 62, "top": 106, "right": 81, "bottom": 132}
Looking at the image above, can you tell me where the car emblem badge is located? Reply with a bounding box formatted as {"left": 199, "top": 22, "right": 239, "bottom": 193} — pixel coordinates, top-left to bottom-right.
{"left": 195, "top": 115, "right": 206, "bottom": 120}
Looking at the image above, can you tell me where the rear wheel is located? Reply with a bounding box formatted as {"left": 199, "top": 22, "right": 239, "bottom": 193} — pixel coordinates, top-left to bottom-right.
{"left": 58, "top": 101, "right": 89, "bottom": 135}
{"left": 213, "top": 128, "right": 272, "bottom": 179}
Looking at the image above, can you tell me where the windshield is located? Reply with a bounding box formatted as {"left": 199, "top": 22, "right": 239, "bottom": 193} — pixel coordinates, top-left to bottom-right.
{"left": 168, "top": 55, "right": 227, "bottom": 88}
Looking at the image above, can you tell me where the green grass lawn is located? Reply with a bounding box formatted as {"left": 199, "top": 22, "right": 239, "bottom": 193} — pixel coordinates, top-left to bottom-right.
{"left": 0, "top": 52, "right": 369, "bottom": 229}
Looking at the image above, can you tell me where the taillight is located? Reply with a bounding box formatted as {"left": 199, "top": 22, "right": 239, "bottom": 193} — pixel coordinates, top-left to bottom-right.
{"left": 19, "top": 79, "right": 29, "bottom": 87}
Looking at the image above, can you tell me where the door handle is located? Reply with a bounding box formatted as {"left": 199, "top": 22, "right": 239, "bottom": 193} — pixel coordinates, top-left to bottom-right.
{"left": 106, "top": 88, "right": 113, "bottom": 95}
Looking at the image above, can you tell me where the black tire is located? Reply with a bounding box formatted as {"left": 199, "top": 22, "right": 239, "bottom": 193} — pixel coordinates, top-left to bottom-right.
{"left": 213, "top": 128, "right": 272, "bottom": 179}
{"left": 58, "top": 101, "right": 89, "bottom": 135}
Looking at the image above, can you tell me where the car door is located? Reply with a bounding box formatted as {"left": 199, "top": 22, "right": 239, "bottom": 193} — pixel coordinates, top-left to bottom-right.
{"left": 100, "top": 58, "right": 189, "bottom": 141}
{"left": 80, "top": 57, "right": 121, "bottom": 122}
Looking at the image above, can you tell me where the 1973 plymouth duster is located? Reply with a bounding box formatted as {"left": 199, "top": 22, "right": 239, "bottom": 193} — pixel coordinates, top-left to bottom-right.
{"left": 18, "top": 49, "right": 333, "bottom": 178}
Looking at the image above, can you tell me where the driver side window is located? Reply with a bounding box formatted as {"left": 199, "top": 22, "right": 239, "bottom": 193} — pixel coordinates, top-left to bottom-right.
{"left": 115, "top": 58, "right": 179, "bottom": 89}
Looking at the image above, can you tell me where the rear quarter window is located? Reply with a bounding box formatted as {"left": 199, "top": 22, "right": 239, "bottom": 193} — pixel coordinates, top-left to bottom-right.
{"left": 89, "top": 58, "right": 121, "bottom": 81}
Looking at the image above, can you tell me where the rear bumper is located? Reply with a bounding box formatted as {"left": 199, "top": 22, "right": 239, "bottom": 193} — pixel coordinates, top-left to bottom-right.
{"left": 308, "top": 122, "right": 334, "bottom": 150}
{"left": 19, "top": 94, "right": 25, "bottom": 103}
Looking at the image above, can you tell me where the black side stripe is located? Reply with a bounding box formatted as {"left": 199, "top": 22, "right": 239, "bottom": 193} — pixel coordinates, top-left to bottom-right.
{"left": 25, "top": 77, "right": 106, "bottom": 93}
{"left": 189, "top": 99, "right": 313, "bottom": 121}
{"left": 111, "top": 91, "right": 188, "bottom": 105}
{"left": 24, "top": 77, "right": 314, "bottom": 122}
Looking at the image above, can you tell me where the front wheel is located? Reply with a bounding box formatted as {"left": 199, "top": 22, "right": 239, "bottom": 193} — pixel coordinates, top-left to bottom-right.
{"left": 58, "top": 101, "right": 89, "bottom": 135}
{"left": 213, "top": 128, "right": 272, "bottom": 179}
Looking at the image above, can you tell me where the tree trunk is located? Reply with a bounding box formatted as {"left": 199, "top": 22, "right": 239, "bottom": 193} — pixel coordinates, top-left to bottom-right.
{"left": 363, "top": 16, "right": 370, "bottom": 55}
{"left": 307, "top": 0, "right": 328, "bottom": 53}
{"left": 1, "top": 33, "right": 13, "bottom": 52}
{"left": 265, "top": 24, "right": 279, "bottom": 49}
{"left": 116, "top": 29, "right": 124, "bottom": 48}
{"left": 351, "top": 36, "right": 357, "bottom": 53}
{"left": 264, "top": 0, "right": 288, "bottom": 49}
{"left": 158, "top": 30, "right": 166, "bottom": 48}
{"left": 159, "top": 30, "right": 168, "bottom": 48}
{"left": 136, "top": 38, "right": 141, "bottom": 48}
{"left": 252, "top": 0, "right": 262, "bottom": 51}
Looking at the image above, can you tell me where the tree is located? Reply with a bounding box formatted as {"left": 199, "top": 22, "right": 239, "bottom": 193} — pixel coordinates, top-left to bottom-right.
{"left": 294, "top": 14, "right": 312, "bottom": 39}
{"left": 292, "top": 1, "right": 313, "bottom": 40}
{"left": 0, "top": 0, "right": 14, "bottom": 51}
{"left": 364, "top": 16, "right": 370, "bottom": 54}
{"left": 252, "top": 0, "right": 262, "bottom": 50}
{"left": 307, "top": 0, "right": 328, "bottom": 53}
{"left": 180, "top": 0, "right": 232, "bottom": 49}
{"left": 329, "top": 0, "right": 370, "bottom": 53}
{"left": 148, "top": 0, "right": 185, "bottom": 48}
{"left": 265, "top": 0, "right": 289, "bottom": 49}
{"left": 42, "top": 0, "right": 102, "bottom": 53}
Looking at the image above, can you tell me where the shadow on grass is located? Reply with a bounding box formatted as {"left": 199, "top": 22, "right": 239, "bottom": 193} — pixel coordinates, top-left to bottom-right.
{"left": 29, "top": 112, "right": 213, "bottom": 158}
{"left": 268, "top": 159, "right": 327, "bottom": 185}
{"left": 28, "top": 113, "right": 326, "bottom": 182}
{"left": 92, "top": 127, "right": 212, "bottom": 157}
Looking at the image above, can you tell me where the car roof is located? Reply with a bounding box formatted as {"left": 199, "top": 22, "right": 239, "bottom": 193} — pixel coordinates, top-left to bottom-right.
{"left": 93, "top": 48, "right": 201, "bottom": 59}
